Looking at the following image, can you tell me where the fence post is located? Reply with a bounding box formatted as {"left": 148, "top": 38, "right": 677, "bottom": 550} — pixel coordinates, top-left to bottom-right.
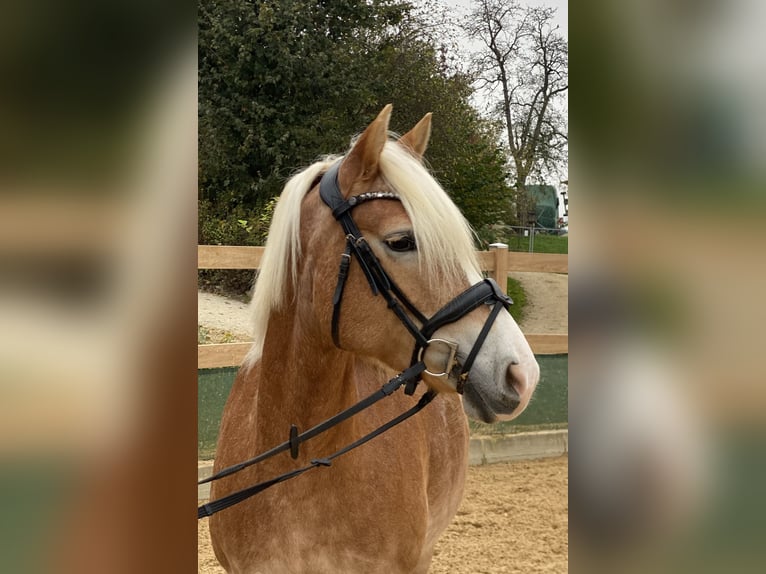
{"left": 488, "top": 243, "right": 509, "bottom": 294}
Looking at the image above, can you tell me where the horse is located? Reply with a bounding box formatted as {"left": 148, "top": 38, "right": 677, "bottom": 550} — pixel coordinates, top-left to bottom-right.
{"left": 208, "top": 105, "right": 540, "bottom": 573}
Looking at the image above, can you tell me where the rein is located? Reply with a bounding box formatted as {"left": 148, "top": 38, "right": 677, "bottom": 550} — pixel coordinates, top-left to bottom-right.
{"left": 198, "top": 363, "right": 432, "bottom": 519}
{"left": 198, "top": 158, "right": 512, "bottom": 519}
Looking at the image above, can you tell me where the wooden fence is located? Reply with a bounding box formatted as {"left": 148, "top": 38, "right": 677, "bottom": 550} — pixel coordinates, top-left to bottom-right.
{"left": 198, "top": 244, "right": 567, "bottom": 369}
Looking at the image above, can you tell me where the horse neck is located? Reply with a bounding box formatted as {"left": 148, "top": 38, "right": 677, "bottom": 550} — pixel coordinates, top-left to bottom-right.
{"left": 255, "top": 304, "right": 358, "bottom": 435}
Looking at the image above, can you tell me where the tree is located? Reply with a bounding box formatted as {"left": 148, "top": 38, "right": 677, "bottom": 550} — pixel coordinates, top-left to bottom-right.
{"left": 365, "top": 23, "right": 512, "bottom": 230}
{"left": 464, "top": 0, "right": 568, "bottom": 216}
{"left": 199, "top": 0, "right": 514, "bottom": 235}
{"left": 199, "top": 0, "right": 407, "bottom": 211}
{"left": 198, "top": 0, "right": 517, "bottom": 294}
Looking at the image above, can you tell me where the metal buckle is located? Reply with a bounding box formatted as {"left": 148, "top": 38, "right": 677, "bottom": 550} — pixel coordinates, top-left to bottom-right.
{"left": 417, "top": 338, "right": 459, "bottom": 378}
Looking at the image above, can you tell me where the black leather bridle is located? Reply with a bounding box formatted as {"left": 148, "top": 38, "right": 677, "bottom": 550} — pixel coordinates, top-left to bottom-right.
{"left": 198, "top": 157, "right": 513, "bottom": 519}
{"left": 319, "top": 160, "right": 513, "bottom": 395}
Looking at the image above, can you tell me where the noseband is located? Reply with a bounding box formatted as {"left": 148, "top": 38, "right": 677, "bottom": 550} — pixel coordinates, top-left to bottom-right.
{"left": 319, "top": 160, "right": 512, "bottom": 395}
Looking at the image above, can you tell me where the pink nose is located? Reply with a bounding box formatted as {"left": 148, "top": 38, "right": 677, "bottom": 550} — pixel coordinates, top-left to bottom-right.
{"left": 508, "top": 361, "right": 536, "bottom": 402}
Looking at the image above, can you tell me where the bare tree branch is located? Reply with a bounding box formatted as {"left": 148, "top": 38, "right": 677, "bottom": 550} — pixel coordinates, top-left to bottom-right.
{"left": 463, "top": 0, "right": 567, "bottom": 203}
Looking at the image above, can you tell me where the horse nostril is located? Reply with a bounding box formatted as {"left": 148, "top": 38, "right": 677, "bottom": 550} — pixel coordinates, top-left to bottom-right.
{"left": 506, "top": 362, "right": 527, "bottom": 402}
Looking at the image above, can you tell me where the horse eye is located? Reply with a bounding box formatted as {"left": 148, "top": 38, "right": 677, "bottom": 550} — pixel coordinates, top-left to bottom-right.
{"left": 385, "top": 235, "right": 417, "bottom": 252}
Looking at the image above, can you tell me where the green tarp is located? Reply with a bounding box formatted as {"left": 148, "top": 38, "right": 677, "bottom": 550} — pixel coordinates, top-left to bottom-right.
{"left": 527, "top": 184, "right": 559, "bottom": 229}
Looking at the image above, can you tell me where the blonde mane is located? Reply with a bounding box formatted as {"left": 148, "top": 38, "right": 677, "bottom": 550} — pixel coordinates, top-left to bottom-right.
{"left": 245, "top": 139, "right": 480, "bottom": 366}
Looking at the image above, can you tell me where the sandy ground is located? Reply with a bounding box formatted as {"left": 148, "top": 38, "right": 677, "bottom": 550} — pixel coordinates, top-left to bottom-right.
{"left": 198, "top": 456, "right": 568, "bottom": 574}
{"left": 198, "top": 272, "right": 568, "bottom": 572}
{"left": 509, "top": 272, "right": 568, "bottom": 335}
{"left": 197, "top": 272, "right": 567, "bottom": 341}
{"left": 198, "top": 291, "right": 252, "bottom": 340}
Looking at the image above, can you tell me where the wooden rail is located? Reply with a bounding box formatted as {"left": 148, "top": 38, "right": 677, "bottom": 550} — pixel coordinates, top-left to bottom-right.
{"left": 475, "top": 250, "right": 568, "bottom": 275}
{"left": 198, "top": 243, "right": 567, "bottom": 367}
{"left": 198, "top": 245, "right": 264, "bottom": 269}
{"left": 199, "top": 244, "right": 568, "bottom": 275}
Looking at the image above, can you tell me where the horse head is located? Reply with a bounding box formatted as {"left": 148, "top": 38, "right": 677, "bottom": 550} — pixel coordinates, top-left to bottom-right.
{"left": 252, "top": 105, "right": 539, "bottom": 423}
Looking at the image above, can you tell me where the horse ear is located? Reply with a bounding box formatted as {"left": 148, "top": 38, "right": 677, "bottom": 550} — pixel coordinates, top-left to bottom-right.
{"left": 339, "top": 104, "right": 392, "bottom": 193}
{"left": 398, "top": 113, "right": 432, "bottom": 160}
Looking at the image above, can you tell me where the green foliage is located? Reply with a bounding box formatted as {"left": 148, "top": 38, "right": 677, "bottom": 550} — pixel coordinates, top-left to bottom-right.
{"left": 358, "top": 30, "right": 512, "bottom": 230}
{"left": 256, "top": 196, "right": 279, "bottom": 244}
{"left": 199, "top": 0, "right": 515, "bottom": 253}
{"left": 506, "top": 276, "right": 528, "bottom": 323}
{"left": 199, "top": 325, "right": 238, "bottom": 344}
{"left": 198, "top": 194, "right": 280, "bottom": 296}
{"left": 199, "top": 0, "right": 406, "bottom": 209}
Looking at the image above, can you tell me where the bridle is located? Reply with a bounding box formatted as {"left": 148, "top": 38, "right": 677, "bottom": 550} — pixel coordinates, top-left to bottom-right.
{"left": 319, "top": 160, "right": 513, "bottom": 395}
{"left": 198, "top": 157, "right": 512, "bottom": 519}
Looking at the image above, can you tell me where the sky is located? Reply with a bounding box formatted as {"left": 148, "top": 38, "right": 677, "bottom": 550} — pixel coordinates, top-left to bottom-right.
{"left": 443, "top": 0, "right": 569, "bottom": 195}
{"left": 525, "top": 0, "right": 567, "bottom": 38}
{"left": 448, "top": 0, "right": 568, "bottom": 38}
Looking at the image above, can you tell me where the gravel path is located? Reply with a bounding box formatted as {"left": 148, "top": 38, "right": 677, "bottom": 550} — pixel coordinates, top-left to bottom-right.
{"left": 198, "top": 291, "right": 251, "bottom": 340}
{"left": 509, "top": 271, "right": 568, "bottom": 334}
{"left": 198, "top": 456, "right": 568, "bottom": 574}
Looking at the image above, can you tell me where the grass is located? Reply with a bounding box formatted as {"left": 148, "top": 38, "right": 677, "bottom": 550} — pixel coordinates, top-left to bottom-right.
{"left": 505, "top": 233, "right": 568, "bottom": 254}
{"left": 198, "top": 325, "right": 244, "bottom": 344}
{"left": 506, "top": 276, "right": 527, "bottom": 323}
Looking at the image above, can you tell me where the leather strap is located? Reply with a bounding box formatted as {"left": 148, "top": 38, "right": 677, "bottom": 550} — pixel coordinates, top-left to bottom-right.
{"left": 320, "top": 162, "right": 428, "bottom": 349}
{"left": 199, "top": 361, "right": 427, "bottom": 488}
{"left": 199, "top": 388, "right": 436, "bottom": 519}
{"left": 420, "top": 279, "right": 511, "bottom": 340}
{"left": 331, "top": 242, "right": 353, "bottom": 347}
{"left": 456, "top": 301, "right": 505, "bottom": 394}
